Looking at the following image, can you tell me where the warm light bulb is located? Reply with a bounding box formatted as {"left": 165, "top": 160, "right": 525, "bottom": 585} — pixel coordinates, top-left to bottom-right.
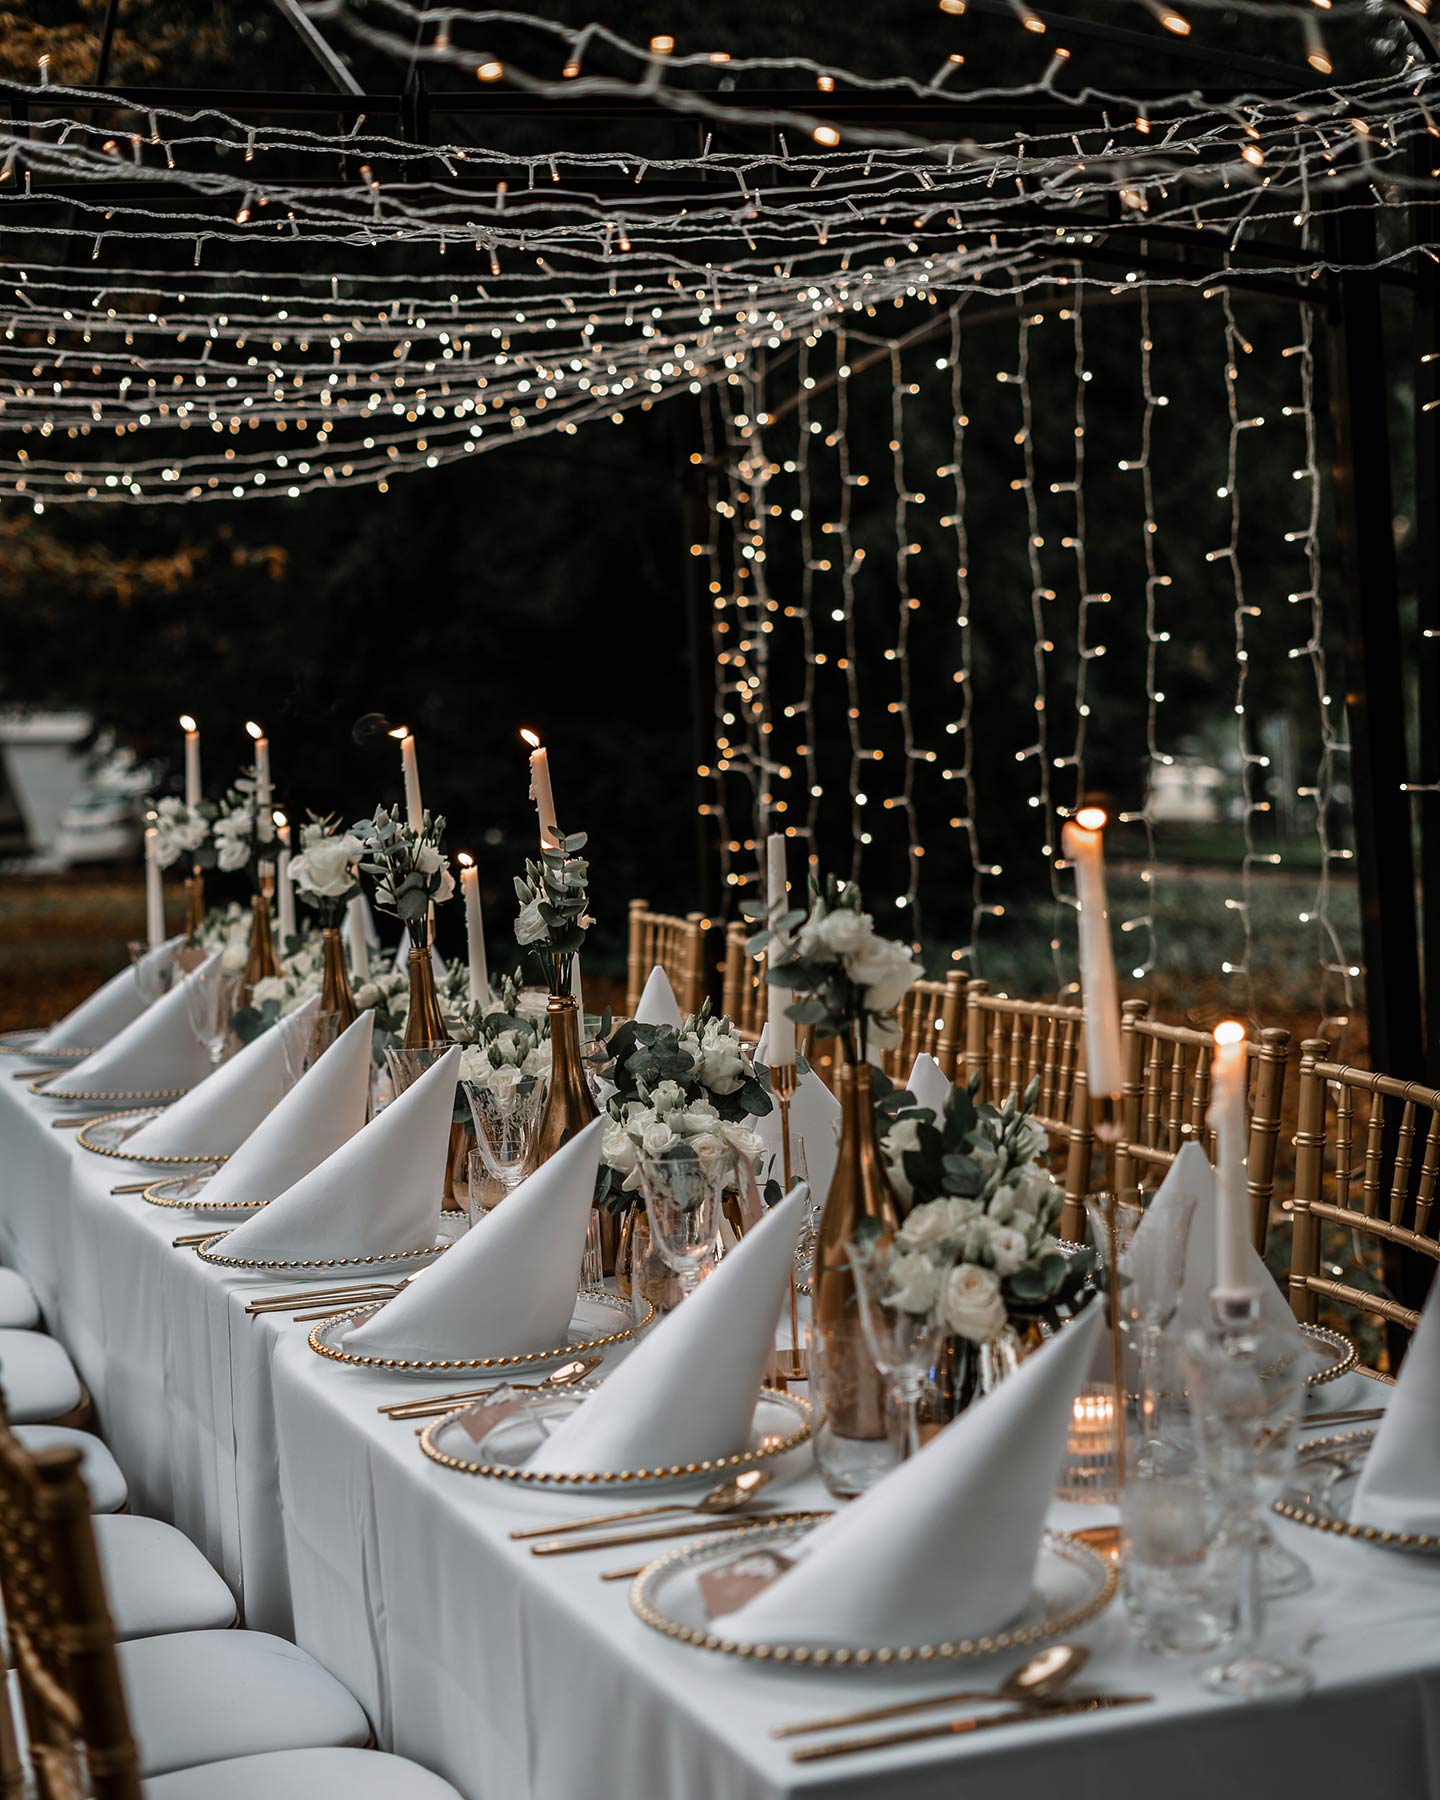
{"left": 1074, "top": 805, "right": 1107, "bottom": 831}
{"left": 476, "top": 59, "right": 504, "bottom": 81}
{"left": 813, "top": 125, "right": 841, "bottom": 147}
{"left": 179, "top": 714, "right": 197, "bottom": 732}
{"left": 649, "top": 34, "right": 675, "bottom": 53}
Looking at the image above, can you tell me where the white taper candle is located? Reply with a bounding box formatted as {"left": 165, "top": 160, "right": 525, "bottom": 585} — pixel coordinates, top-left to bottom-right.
{"left": 765, "top": 833, "right": 796, "bottom": 1067}
{"left": 1210, "top": 1021, "right": 1253, "bottom": 1298}
{"left": 1060, "top": 808, "right": 1124, "bottom": 1100}
{"left": 144, "top": 827, "right": 165, "bottom": 950}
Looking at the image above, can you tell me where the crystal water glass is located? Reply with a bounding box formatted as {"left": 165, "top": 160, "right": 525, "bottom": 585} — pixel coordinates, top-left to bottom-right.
{"left": 637, "top": 1154, "right": 723, "bottom": 1301}
{"left": 1119, "top": 1430, "right": 1238, "bottom": 1656}
{"left": 1182, "top": 1307, "right": 1313, "bottom": 1700}
{"left": 384, "top": 1042, "right": 451, "bottom": 1095}
{"left": 463, "top": 1077, "right": 548, "bottom": 1193}
{"left": 845, "top": 1236, "right": 947, "bottom": 1461}
{"left": 130, "top": 939, "right": 175, "bottom": 1008}
{"left": 183, "top": 958, "right": 233, "bottom": 1070}
{"left": 466, "top": 1148, "right": 502, "bottom": 1229}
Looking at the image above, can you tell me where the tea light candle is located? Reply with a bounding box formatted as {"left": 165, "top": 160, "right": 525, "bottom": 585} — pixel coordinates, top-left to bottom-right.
{"left": 765, "top": 833, "right": 796, "bottom": 1067}
{"left": 521, "top": 728, "right": 559, "bottom": 849}
{"left": 1210, "top": 1020, "right": 1253, "bottom": 1300}
{"left": 457, "top": 853, "right": 490, "bottom": 1008}
{"left": 179, "top": 714, "right": 201, "bottom": 809}
{"left": 1060, "top": 807, "right": 1124, "bottom": 1100}
{"left": 144, "top": 826, "right": 165, "bottom": 950}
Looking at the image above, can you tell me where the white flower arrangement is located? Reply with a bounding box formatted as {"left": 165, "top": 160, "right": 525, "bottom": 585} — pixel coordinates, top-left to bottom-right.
{"left": 353, "top": 806, "right": 455, "bottom": 947}
{"left": 290, "top": 819, "right": 365, "bottom": 923}
{"left": 196, "top": 900, "right": 252, "bottom": 976}
{"left": 149, "top": 795, "right": 209, "bottom": 870}
{"left": 877, "top": 1075, "right": 1094, "bottom": 1344}
{"left": 601, "top": 1090, "right": 766, "bottom": 1197}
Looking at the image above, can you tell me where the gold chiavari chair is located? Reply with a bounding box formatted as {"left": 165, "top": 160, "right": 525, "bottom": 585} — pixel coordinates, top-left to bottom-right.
{"left": 625, "top": 900, "right": 709, "bottom": 1020}
{"left": 884, "top": 972, "right": 967, "bottom": 1083}
{"left": 962, "top": 981, "right": 1092, "bottom": 1239}
{"left": 1113, "top": 1000, "right": 1291, "bottom": 1254}
{"left": 1290, "top": 1042, "right": 1440, "bottom": 1375}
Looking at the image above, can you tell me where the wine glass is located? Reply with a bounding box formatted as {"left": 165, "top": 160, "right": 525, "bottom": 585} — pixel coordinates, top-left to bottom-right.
{"left": 845, "top": 1233, "right": 948, "bottom": 1461}
{"left": 275, "top": 1006, "right": 316, "bottom": 1092}
{"left": 636, "top": 1153, "right": 723, "bottom": 1301}
{"left": 183, "top": 958, "right": 233, "bottom": 1071}
{"left": 129, "top": 939, "right": 175, "bottom": 1007}
{"left": 463, "top": 1076, "right": 548, "bottom": 1194}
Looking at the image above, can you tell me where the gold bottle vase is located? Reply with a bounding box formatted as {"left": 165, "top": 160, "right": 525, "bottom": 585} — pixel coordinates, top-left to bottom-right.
{"left": 398, "top": 942, "right": 468, "bottom": 1210}
{"left": 184, "top": 867, "right": 206, "bottom": 938}
{"left": 319, "top": 926, "right": 360, "bottom": 1032}
{"left": 812, "top": 1060, "right": 906, "bottom": 1446}
{"left": 526, "top": 993, "right": 607, "bottom": 1257}
{"left": 238, "top": 890, "right": 280, "bottom": 1009}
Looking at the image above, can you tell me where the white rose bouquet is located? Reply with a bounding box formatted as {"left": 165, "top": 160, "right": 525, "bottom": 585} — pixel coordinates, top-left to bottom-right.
{"left": 149, "top": 795, "right": 210, "bottom": 871}
{"left": 454, "top": 974, "right": 553, "bottom": 1097}
{"left": 512, "top": 829, "right": 592, "bottom": 996}
{"left": 745, "top": 871, "right": 923, "bottom": 1064}
{"left": 353, "top": 805, "right": 455, "bottom": 950}
{"left": 195, "top": 900, "right": 252, "bottom": 977}
{"left": 211, "top": 771, "right": 276, "bottom": 888}
{"left": 600, "top": 1088, "right": 767, "bottom": 1204}
{"left": 290, "top": 817, "right": 365, "bottom": 925}
{"left": 879, "top": 1073, "right": 1095, "bottom": 1343}
{"left": 231, "top": 932, "right": 326, "bottom": 1043}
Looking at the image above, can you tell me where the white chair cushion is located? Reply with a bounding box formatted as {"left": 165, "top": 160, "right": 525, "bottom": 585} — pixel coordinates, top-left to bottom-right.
{"left": 0, "top": 1271, "right": 39, "bottom": 1331}
{"left": 11, "top": 1425, "right": 127, "bottom": 1512}
{"left": 0, "top": 1330, "right": 82, "bottom": 1423}
{"left": 94, "top": 1516, "right": 237, "bottom": 1639}
{"left": 117, "top": 1632, "right": 371, "bottom": 1778}
{"left": 145, "top": 1748, "right": 463, "bottom": 1800}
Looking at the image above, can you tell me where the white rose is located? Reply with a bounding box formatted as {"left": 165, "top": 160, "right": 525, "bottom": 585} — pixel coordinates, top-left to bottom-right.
{"left": 650, "top": 1081, "right": 689, "bottom": 1117}
{"left": 886, "top": 1250, "right": 942, "bottom": 1314}
{"left": 515, "top": 896, "right": 548, "bottom": 945}
{"left": 459, "top": 1045, "right": 489, "bottom": 1087}
{"left": 719, "top": 1119, "right": 764, "bottom": 1163}
{"left": 987, "top": 1223, "right": 1029, "bottom": 1277}
{"left": 603, "top": 1120, "right": 638, "bottom": 1176}
{"left": 989, "top": 1183, "right": 1020, "bottom": 1224}
{"left": 522, "top": 1043, "right": 552, "bottom": 1078}
{"left": 641, "top": 1121, "right": 678, "bottom": 1158}
{"left": 292, "top": 832, "right": 362, "bottom": 899}
{"left": 943, "top": 1263, "right": 1007, "bottom": 1344}
{"left": 688, "top": 1130, "right": 727, "bottom": 1170}
{"left": 354, "top": 982, "right": 380, "bottom": 1009}
{"left": 251, "top": 976, "right": 287, "bottom": 1008}
{"left": 414, "top": 842, "right": 442, "bottom": 875}
{"left": 846, "top": 936, "right": 922, "bottom": 1014}
{"left": 896, "top": 1197, "right": 951, "bottom": 1252}
{"left": 434, "top": 866, "right": 455, "bottom": 905}
{"left": 220, "top": 938, "right": 249, "bottom": 977}
{"left": 819, "top": 907, "right": 874, "bottom": 956}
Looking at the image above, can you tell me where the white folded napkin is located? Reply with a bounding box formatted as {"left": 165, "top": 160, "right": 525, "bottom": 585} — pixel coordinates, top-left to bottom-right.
{"left": 33, "top": 937, "right": 184, "bottom": 1054}
{"left": 525, "top": 1185, "right": 808, "bottom": 1475}
{"left": 1351, "top": 1268, "right": 1440, "bottom": 1534}
{"left": 45, "top": 953, "right": 221, "bottom": 1098}
{"left": 215, "top": 1042, "right": 457, "bottom": 1262}
{"left": 117, "top": 997, "right": 320, "bottom": 1161}
{"left": 344, "top": 1115, "right": 606, "bottom": 1363}
{"left": 196, "top": 1011, "right": 374, "bottom": 1209}
{"left": 754, "top": 1026, "right": 842, "bottom": 1202}
{"left": 1161, "top": 1142, "right": 1300, "bottom": 1338}
{"left": 633, "top": 965, "right": 683, "bottom": 1029}
{"left": 725, "top": 1303, "right": 1103, "bottom": 1647}
{"left": 906, "top": 1052, "right": 954, "bottom": 1117}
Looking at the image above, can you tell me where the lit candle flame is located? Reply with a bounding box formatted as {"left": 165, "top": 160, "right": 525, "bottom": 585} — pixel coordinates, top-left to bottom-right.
{"left": 520, "top": 728, "right": 541, "bottom": 749}
{"left": 245, "top": 720, "right": 264, "bottom": 741}
{"left": 457, "top": 851, "right": 475, "bottom": 869}
{"left": 179, "top": 713, "right": 197, "bottom": 732}
{"left": 388, "top": 724, "right": 410, "bottom": 740}
{"left": 272, "top": 810, "right": 287, "bottom": 829}
{"left": 1074, "top": 804, "right": 1108, "bottom": 832}
{"left": 1213, "top": 1019, "right": 1246, "bottom": 1047}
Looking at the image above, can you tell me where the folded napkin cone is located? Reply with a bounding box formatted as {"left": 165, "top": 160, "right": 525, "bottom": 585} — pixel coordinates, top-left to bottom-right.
{"left": 46, "top": 952, "right": 221, "bottom": 1098}
{"left": 525, "top": 1185, "right": 808, "bottom": 1476}
{"left": 754, "top": 1026, "right": 841, "bottom": 1202}
{"left": 905, "top": 1052, "right": 955, "bottom": 1117}
{"left": 1351, "top": 1267, "right": 1440, "bottom": 1535}
{"left": 192, "top": 1009, "right": 373, "bottom": 1210}
{"left": 343, "top": 1115, "right": 605, "bottom": 1363}
{"left": 215, "top": 1041, "right": 456, "bottom": 1262}
{"left": 725, "top": 1302, "right": 1102, "bottom": 1648}
{"left": 633, "top": 965, "right": 683, "bottom": 1029}
{"left": 34, "top": 937, "right": 184, "bottom": 1054}
{"left": 118, "top": 996, "right": 320, "bottom": 1161}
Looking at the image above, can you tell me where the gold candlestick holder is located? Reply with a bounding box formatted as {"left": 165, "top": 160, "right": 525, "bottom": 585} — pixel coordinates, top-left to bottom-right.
{"left": 771, "top": 1061, "right": 808, "bottom": 1384}
{"left": 184, "top": 864, "right": 206, "bottom": 937}
{"left": 1089, "top": 1091, "right": 1127, "bottom": 1495}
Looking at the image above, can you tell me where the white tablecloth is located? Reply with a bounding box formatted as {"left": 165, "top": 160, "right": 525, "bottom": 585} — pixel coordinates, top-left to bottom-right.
{"left": 3, "top": 1071, "right": 1440, "bottom": 1799}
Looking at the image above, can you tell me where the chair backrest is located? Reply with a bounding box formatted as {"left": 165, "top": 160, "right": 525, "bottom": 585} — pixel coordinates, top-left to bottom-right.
{"left": 962, "top": 981, "right": 1092, "bottom": 1239}
{"left": 1290, "top": 1041, "right": 1440, "bottom": 1373}
{"left": 1113, "top": 1000, "right": 1290, "bottom": 1253}
{"left": 721, "top": 920, "right": 767, "bottom": 1042}
{"left": 884, "top": 973, "right": 967, "bottom": 1082}
{"left": 0, "top": 1391, "right": 141, "bottom": 1800}
{"left": 625, "top": 900, "right": 709, "bottom": 1021}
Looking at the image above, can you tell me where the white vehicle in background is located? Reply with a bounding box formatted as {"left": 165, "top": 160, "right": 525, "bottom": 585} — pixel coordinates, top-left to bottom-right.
{"left": 0, "top": 710, "right": 159, "bottom": 867}
{"left": 51, "top": 740, "right": 160, "bottom": 866}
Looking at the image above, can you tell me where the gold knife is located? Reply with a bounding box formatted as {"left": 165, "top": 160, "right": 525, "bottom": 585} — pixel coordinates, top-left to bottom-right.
{"left": 530, "top": 1511, "right": 824, "bottom": 1558}
{"left": 789, "top": 1694, "right": 1153, "bottom": 1763}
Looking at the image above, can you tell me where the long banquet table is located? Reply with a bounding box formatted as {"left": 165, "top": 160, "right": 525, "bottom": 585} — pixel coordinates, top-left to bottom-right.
{"left": 4, "top": 1071, "right": 1440, "bottom": 1799}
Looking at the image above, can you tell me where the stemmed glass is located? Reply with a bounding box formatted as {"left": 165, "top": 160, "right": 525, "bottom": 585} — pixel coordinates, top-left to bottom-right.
{"left": 130, "top": 939, "right": 176, "bottom": 1007}
{"left": 463, "top": 1076, "right": 549, "bottom": 1196}
{"left": 636, "top": 1152, "right": 724, "bottom": 1302}
{"left": 183, "top": 958, "right": 233, "bottom": 1071}
{"left": 1182, "top": 1307, "right": 1313, "bottom": 1700}
{"left": 275, "top": 1007, "right": 315, "bottom": 1092}
{"left": 846, "top": 1232, "right": 948, "bottom": 1461}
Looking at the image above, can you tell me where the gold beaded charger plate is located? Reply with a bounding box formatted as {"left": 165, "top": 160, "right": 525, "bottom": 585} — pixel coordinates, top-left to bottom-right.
{"left": 1273, "top": 1430, "right": 1440, "bottom": 1554}
{"left": 419, "top": 1384, "right": 813, "bottom": 1489}
{"left": 1299, "top": 1323, "right": 1358, "bottom": 1388}
{"left": 76, "top": 1110, "right": 230, "bottom": 1167}
{"left": 630, "top": 1524, "right": 1116, "bottom": 1667}
{"left": 0, "top": 1028, "right": 92, "bottom": 1064}
{"left": 28, "top": 1073, "right": 189, "bottom": 1107}
{"left": 141, "top": 1172, "right": 258, "bottom": 1213}
{"left": 308, "top": 1287, "right": 649, "bottom": 1376}
{"left": 194, "top": 1232, "right": 449, "bottom": 1276}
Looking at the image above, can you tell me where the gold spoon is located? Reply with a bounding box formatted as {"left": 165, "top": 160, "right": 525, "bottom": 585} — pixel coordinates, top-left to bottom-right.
{"left": 509, "top": 1468, "right": 774, "bottom": 1541}
{"left": 771, "top": 1643, "right": 1093, "bottom": 1739}
{"left": 382, "top": 1355, "right": 602, "bottom": 1420}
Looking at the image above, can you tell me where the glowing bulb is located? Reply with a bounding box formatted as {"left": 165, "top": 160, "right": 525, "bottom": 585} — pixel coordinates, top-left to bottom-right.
{"left": 649, "top": 34, "right": 674, "bottom": 52}
{"left": 1241, "top": 143, "right": 1265, "bottom": 167}
{"left": 476, "top": 59, "right": 504, "bottom": 81}
{"left": 813, "top": 125, "right": 841, "bottom": 146}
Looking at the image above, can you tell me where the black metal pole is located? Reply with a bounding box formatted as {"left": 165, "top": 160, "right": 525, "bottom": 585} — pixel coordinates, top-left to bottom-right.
{"left": 1415, "top": 129, "right": 1440, "bottom": 1092}
{"left": 93, "top": 0, "right": 121, "bottom": 87}
{"left": 1322, "top": 194, "right": 1424, "bottom": 1084}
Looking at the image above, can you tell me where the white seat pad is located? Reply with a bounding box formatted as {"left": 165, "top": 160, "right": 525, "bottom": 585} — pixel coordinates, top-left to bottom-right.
{"left": 94, "top": 1516, "right": 237, "bottom": 1639}
{"left": 12, "top": 1425, "right": 127, "bottom": 1512}
{"left": 0, "top": 1271, "right": 39, "bottom": 1331}
{"left": 117, "top": 1632, "right": 371, "bottom": 1778}
{"left": 0, "top": 1330, "right": 82, "bottom": 1423}
{"left": 145, "top": 1748, "right": 463, "bottom": 1800}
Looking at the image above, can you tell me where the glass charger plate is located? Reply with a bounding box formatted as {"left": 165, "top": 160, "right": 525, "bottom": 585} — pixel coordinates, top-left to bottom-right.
{"left": 1273, "top": 1430, "right": 1440, "bottom": 1553}
{"left": 420, "top": 1385, "right": 813, "bottom": 1489}
{"left": 195, "top": 1233, "right": 448, "bottom": 1276}
{"left": 77, "top": 1110, "right": 228, "bottom": 1166}
{"left": 631, "top": 1524, "right": 1117, "bottom": 1667}
{"left": 308, "top": 1288, "right": 646, "bottom": 1376}
{"left": 28, "top": 1074, "right": 190, "bottom": 1106}
{"left": 0, "top": 1028, "right": 92, "bottom": 1064}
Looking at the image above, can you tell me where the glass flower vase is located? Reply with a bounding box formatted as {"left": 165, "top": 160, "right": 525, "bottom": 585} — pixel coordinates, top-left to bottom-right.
{"left": 811, "top": 1060, "right": 907, "bottom": 1498}
{"left": 919, "top": 1324, "right": 1028, "bottom": 1437}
